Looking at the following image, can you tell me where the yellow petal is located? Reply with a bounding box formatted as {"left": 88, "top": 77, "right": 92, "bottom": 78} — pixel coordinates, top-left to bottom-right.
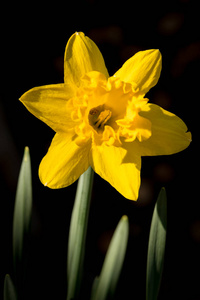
{"left": 19, "top": 83, "right": 75, "bottom": 132}
{"left": 64, "top": 32, "right": 109, "bottom": 86}
{"left": 114, "top": 49, "right": 162, "bottom": 95}
{"left": 136, "top": 103, "right": 192, "bottom": 156}
{"left": 90, "top": 143, "right": 141, "bottom": 200}
{"left": 39, "top": 132, "right": 91, "bottom": 188}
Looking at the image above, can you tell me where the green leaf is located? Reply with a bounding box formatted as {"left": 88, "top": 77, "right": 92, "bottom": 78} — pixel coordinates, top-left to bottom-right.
{"left": 91, "top": 215, "right": 129, "bottom": 300}
{"left": 13, "top": 147, "right": 32, "bottom": 283}
{"left": 67, "top": 167, "right": 94, "bottom": 300}
{"left": 146, "top": 187, "right": 167, "bottom": 300}
{"left": 4, "top": 274, "right": 17, "bottom": 300}
{"left": 90, "top": 276, "right": 100, "bottom": 300}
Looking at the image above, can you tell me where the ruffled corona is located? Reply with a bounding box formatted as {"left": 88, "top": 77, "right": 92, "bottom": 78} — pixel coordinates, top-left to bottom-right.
{"left": 67, "top": 71, "right": 152, "bottom": 147}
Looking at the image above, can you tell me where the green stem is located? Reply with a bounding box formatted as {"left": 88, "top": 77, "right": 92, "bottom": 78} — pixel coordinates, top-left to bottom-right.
{"left": 67, "top": 167, "right": 94, "bottom": 300}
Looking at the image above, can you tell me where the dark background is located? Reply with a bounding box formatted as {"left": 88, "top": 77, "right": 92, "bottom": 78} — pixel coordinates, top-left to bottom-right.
{"left": 0, "top": 0, "right": 198, "bottom": 299}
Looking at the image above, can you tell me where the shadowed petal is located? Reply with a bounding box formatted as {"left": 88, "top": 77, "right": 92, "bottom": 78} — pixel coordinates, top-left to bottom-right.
{"left": 39, "top": 132, "right": 91, "bottom": 188}
{"left": 64, "top": 32, "right": 109, "bottom": 86}
{"left": 136, "top": 104, "right": 192, "bottom": 156}
{"left": 90, "top": 143, "right": 141, "bottom": 200}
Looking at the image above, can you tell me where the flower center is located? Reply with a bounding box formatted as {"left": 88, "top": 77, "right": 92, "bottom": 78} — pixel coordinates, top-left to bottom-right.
{"left": 68, "top": 71, "right": 152, "bottom": 147}
{"left": 88, "top": 106, "right": 112, "bottom": 132}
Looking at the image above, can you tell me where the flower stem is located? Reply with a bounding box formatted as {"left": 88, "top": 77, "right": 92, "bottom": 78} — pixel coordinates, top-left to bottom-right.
{"left": 67, "top": 167, "right": 94, "bottom": 300}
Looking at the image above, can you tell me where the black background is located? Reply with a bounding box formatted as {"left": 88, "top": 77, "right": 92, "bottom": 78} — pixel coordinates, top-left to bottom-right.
{"left": 0, "top": 0, "right": 198, "bottom": 299}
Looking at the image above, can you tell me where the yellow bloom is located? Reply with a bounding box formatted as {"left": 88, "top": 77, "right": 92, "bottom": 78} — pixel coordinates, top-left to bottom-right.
{"left": 20, "top": 32, "right": 191, "bottom": 200}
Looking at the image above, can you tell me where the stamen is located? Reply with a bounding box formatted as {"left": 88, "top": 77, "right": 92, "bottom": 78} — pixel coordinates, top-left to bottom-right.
{"left": 88, "top": 107, "right": 112, "bottom": 131}
{"left": 94, "top": 110, "right": 112, "bottom": 129}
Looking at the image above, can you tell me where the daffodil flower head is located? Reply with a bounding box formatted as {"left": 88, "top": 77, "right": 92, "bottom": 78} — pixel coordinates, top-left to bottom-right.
{"left": 20, "top": 32, "right": 191, "bottom": 200}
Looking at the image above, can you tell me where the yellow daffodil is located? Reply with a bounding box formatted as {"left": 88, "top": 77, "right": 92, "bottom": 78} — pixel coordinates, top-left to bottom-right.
{"left": 20, "top": 32, "right": 191, "bottom": 200}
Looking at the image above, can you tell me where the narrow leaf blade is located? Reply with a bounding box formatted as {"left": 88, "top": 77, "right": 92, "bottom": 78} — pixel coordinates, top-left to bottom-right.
{"left": 4, "top": 275, "right": 17, "bottom": 300}
{"left": 67, "top": 167, "right": 94, "bottom": 300}
{"left": 13, "top": 147, "right": 32, "bottom": 284}
{"left": 91, "top": 215, "right": 129, "bottom": 300}
{"left": 146, "top": 187, "right": 167, "bottom": 300}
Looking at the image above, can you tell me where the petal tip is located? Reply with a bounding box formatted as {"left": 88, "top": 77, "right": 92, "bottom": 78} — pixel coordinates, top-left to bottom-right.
{"left": 153, "top": 49, "right": 162, "bottom": 59}
{"left": 73, "top": 31, "right": 85, "bottom": 39}
{"left": 149, "top": 49, "right": 162, "bottom": 62}
{"left": 187, "top": 131, "right": 192, "bottom": 142}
